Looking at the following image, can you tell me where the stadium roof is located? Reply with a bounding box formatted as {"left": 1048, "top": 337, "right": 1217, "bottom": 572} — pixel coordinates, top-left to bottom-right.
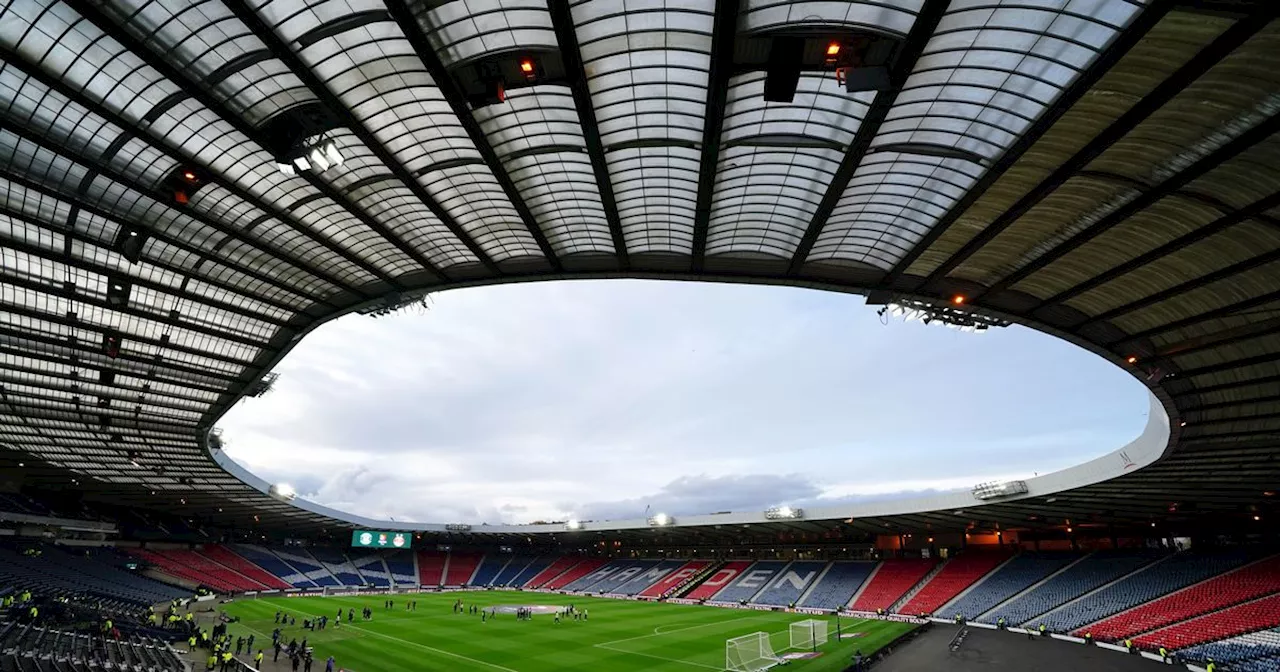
{"left": 0, "top": 0, "right": 1278, "bottom": 539}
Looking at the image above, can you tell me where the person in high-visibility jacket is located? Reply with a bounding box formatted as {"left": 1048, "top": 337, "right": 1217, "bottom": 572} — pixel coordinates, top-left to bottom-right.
{"left": 221, "top": 651, "right": 233, "bottom": 672}
{"left": 1124, "top": 639, "right": 1134, "bottom": 653}
{"left": 1206, "top": 660, "right": 1216, "bottom": 672}
{"left": 206, "top": 654, "right": 217, "bottom": 671}
{"left": 1083, "top": 632, "right": 1092, "bottom": 645}
{"left": 1159, "top": 647, "right": 1168, "bottom": 661}
{"left": 1038, "top": 623, "right": 1046, "bottom": 636}
{"left": 27, "top": 606, "right": 37, "bottom": 621}
{"left": 254, "top": 650, "right": 264, "bottom": 670}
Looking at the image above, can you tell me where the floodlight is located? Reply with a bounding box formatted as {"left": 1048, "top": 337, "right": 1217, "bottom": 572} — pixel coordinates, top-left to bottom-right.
{"left": 307, "top": 146, "right": 331, "bottom": 172}
{"left": 269, "top": 483, "right": 297, "bottom": 501}
{"left": 323, "top": 139, "right": 344, "bottom": 167}
{"left": 293, "top": 156, "right": 310, "bottom": 171}
{"left": 277, "top": 162, "right": 296, "bottom": 175}
{"left": 565, "top": 519, "right": 582, "bottom": 531}
{"left": 648, "top": 513, "right": 672, "bottom": 526}
{"left": 764, "top": 506, "right": 804, "bottom": 520}
{"left": 971, "top": 480, "right": 1028, "bottom": 501}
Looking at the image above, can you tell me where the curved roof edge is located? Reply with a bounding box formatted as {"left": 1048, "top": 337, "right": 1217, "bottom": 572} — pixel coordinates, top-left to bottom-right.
{"left": 211, "top": 391, "right": 1170, "bottom": 535}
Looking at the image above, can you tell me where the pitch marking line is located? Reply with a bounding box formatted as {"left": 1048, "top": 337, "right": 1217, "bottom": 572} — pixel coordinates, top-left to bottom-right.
{"left": 594, "top": 644, "right": 722, "bottom": 670}
{"left": 600, "top": 615, "right": 770, "bottom": 646}
{"left": 276, "top": 604, "right": 519, "bottom": 672}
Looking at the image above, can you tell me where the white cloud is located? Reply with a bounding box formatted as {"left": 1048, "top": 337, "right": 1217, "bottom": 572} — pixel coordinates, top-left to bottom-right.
{"left": 220, "top": 280, "right": 1149, "bottom": 524}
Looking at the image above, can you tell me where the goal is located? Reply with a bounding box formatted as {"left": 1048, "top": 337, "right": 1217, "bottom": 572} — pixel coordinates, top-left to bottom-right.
{"left": 725, "top": 632, "right": 781, "bottom": 671}
{"left": 790, "top": 619, "right": 829, "bottom": 650}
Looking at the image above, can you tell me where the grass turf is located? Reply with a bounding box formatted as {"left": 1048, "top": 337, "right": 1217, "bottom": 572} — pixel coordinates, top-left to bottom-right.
{"left": 220, "top": 592, "right": 914, "bottom": 672}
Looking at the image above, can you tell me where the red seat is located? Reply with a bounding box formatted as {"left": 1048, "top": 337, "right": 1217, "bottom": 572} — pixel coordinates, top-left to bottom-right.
{"left": 525, "top": 556, "right": 579, "bottom": 588}
{"left": 1083, "top": 554, "right": 1280, "bottom": 640}
{"left": 416, "top": 550, "right": 447, "bottom": 586}
{"left": 1134, "top": 593, "right": 1280, "bottom": 650}
{"left": 852, "top": 559, "right": 938, "bottom": 612}
{"left": 543, "top": 558, "right": 609, "bottom": 590}
{"left": 686, "top": 561, "right": 754, "bottom": 600}
{"left": 641, "top": 560, "right": 712, "bottom": 597}
{"left": 901, "top": 552, "right": 1013, "bottom": 615}
{"left": 201, "top": 545, "right": 291, "bottom": 589}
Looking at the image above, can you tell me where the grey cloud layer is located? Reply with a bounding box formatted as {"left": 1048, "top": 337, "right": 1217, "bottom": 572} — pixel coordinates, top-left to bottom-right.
{"left": 222, "top": 280, "right": 1148, "bottom": 524}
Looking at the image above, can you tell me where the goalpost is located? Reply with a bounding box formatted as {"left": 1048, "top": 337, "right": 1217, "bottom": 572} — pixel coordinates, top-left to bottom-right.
{"left": 725, "top": 632, "right": 782, "bottom": 672}
{"left": 790, "top": 619, "right": 829, "bottom": 651}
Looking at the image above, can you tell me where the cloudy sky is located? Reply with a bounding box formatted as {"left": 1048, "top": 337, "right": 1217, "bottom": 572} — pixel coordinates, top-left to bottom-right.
{"left": 218, "top": 280, "right": 1150, "bottom": 525}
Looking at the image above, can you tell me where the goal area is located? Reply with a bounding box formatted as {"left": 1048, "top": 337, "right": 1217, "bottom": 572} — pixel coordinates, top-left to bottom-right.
{"left": 725, "top": 632, "right": 781, "bottom": 672}
{"left": 789, "top": 619, "right": 829, "bottom": 650}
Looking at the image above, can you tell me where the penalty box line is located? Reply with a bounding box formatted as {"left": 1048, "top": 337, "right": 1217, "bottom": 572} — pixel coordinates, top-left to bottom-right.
{"left": 596, "top": 615, "right": 774, "bottom": 647}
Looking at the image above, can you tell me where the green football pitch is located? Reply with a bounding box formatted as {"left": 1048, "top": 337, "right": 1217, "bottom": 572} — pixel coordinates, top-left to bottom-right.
{"left": 219, "top": 591, "right": 915, "bottom": 672}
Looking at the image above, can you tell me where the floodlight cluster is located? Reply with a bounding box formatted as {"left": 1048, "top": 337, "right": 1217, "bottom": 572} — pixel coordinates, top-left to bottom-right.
{"left": 276, "top": 136, "right": 344, "bottom": 175}
{"left": 764, "top": 506, "right": 804, "bottom": 520}
{"left": 971, "top": 480, "right": 1030, "bottom": 500}
{"left": 878, "top": 299, "right": 1011, "bottom": 333}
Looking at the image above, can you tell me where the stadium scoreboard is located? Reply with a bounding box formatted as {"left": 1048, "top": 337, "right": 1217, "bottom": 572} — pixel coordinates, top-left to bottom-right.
{"left": 350, "top": 530, "right": 412, "bottom": 549}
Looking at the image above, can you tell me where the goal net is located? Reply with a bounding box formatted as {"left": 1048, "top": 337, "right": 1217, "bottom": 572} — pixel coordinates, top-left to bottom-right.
{"left": 725, "top": 632, "right": 781, "bottom": 671}
{"left": 790, "top": 619, "right": 829, "bottom": 650}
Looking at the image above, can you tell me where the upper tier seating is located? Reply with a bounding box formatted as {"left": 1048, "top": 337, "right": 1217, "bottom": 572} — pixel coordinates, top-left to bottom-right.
{"left": 640, "top": 560, "right": 712, "bottom": 598}
{"left": 902, "top": 552, "right": 1014, "bottom": 615}
{"left": 982, "top": 549, "right": 1165, "bottom": 626}
{"left": 1178, "top": 626, "right": 1280, "bottom": 664}
{"left": 416, "top": 550, "right": 447, "bottom": 586}
{"left": 510, "top": 556, "right": 553, "bottom": 587}
{"left": 616, "top": 559, "right": 688, "bottom": 595}
{"left": 349, "top": 553, "right": 391, "bottom": 586}
{"left": 712, "top": 561, "right": 789, "bottom": 603}
{"left": 942, "top": 552, "right": 1081, "bottom": 621}
{"left": 308, "top": 548, "right": 364, "bottom": 586}
{"left": 0, "top": 546, "right": 187, "bottom": 606}
{"left": 231, "top": 545, "right": 316, "bottom": 588}
{"left": 544, "top": 558, "right": 608, "bottom": 590}
{"left": 525, "top": 556, "right": 578, "bottom": 588}
{"left": 752, "top": 561, "right": 828, "bottom": 606}
{"left": 1083, "top": 554, "right": 1280, "bottom": 639}
{"left": 1133, "top": 593, "right": 1280, "bottom": 651}
{"left": 686, "top": 561, "right": 753, "bottom": 601}
{"left": 444, "top": 553, "right": 483, "bottom": 586}
{"left": 201, "top": 545, "right": 291, "bottom": 589}
{"left": 850, "top": 558, "right": 936, "bottom": 612}
{"left": 492, "top": 557, "right": 538, "bottom": 587}
{"left": 799, "top": 562, "right": 877, "bottom": 610}
{"left": 1039, "top": 549, "right": 1257, "bottom": 633}
{"left": 385, "top": 550, "right": 418, "bottom": 586}
{"left": 469, "top": 555, "right": 510, "bottom": 587}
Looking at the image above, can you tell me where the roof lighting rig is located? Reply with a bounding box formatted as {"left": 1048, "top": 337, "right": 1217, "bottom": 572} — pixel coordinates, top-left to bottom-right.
{"left": 260, "top": 103, "right": 346, "bottom": 176}
{"left": 735, "top": 30, "right": 902, "bottom": 103}
{"left": 971, "top": 480, "right": 1030, "bottom": 501}
{"left": 452, "top": 50, "right": 567, "bottom": 107}
{"left": 868, "top": 294, "right": 1011, "bottom": 334}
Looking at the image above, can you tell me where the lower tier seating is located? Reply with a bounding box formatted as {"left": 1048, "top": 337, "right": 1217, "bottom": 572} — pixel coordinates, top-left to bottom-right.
{"left": 525, "top": 556, "right": 579, "bottom": 588}
{"left": 686, "top": 561, "right": 753, "bottom": 601}
{"left": 901, "top": 552, "right": 1014, "bottom": 615}
{"left": 544, "top": 558, "right": 609, "bottom": 590}
{"left": 469, "top": 555, "right": 509, "bottom": 586}
{"left": 799, "top": 562, "right": 877, "bottom": 610}
{"left": 850, "top": 558, "right": 936, "bottom": 612}
{"left": 1081, "top": 553, "right": 1280, "bottom": 639}
{"left": 712, "top": 561, "right": 788, "bottom": 603}
{"left": 1038, "top": 549, "right": 1257, "bottom": 633}
{"left": 944, "top": 552, "right": 1081, "bottom": 621}
{"left": 753, "top": 561, "right": 827, "bottom": 606}
{"left": 615, "top": 560, "right": 688, "bottom": 595}
{"left": 982, "top": 549, "right": 1165, "bottom": 626}
{"left": 1178, "top": 626, "right": 1280, "bottom": 664}
{"left": 200, "top": 545, "right": 291, "bottom": 589}
{"left": 1133, "top": 593, "right": 1280, "bottom": 651}
{"left": 639, "top": 560, "right": 712, "bottom": 598}
{"left": 416, "top": 550, "right": 446, "bottom": 586}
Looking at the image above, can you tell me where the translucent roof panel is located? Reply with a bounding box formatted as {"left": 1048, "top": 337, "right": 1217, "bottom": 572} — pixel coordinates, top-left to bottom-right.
{"left": 289, "top": 14, "right": 541, "bottom": 261}
{"left": 809, "top": 0, "right": 1148, "bottom": 269}
{"left": 607, "top": 144, "right": 700, "bottom": 255}
{"left": 808, "top": 151, "right": 985, "bottom": 269}
{"left": 101, "top": 0, "right": 316, "bottom": 127}
{"left": 572, "top": 0, "right": 712, "bottom": 253}
{"left": 740, "top": 0, "right": 925, "bottom": 37}
{"left": 473, "top": 87, "right": 614, "bottom": 255}
{"left": 706, "top": 145, "right": 844, "bottom": 258}
{"left": 415, "top": 0, "right": 559, "bottom": 68}
{"left": 723, "top": 73, "right": 876, "bottom": 150}
{"left": 0, "top": 4, "right": 396, "bottom": 285}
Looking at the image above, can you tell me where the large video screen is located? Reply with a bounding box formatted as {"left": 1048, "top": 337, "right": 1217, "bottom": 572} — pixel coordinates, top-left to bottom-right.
{"left": 350, "top": 530, "right": 413, "bottom": 549}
